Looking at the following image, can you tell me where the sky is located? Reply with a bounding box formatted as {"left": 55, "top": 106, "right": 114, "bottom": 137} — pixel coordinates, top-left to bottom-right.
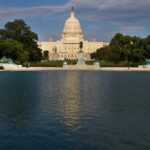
{"left": 0, "top": 0, "right": 150, "bottom": 42}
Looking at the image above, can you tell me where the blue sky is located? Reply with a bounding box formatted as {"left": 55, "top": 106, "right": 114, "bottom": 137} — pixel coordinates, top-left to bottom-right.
{"left": 0, "top": 0, "right": 150, "bottom": 42}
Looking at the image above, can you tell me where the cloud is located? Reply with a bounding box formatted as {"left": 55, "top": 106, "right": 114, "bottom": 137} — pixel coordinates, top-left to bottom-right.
{"left": 0, "top": 0, "right": 150, "bottom": 22}
{"left": 0, "top": 5, "right": 70, "bottom": 21}
{"left": 119, "top": 26, "right": 144, "bottom": 34}
{"left": 0, "top": 0, "right": 150, "bottom": 41}
{"left": 98, "top": 0, "right": 150, "bottom": 21}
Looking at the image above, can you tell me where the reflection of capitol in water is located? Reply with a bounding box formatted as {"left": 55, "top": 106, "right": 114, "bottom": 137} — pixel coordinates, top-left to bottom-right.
{"left": 35, "top": 71, "right": 82, "bottom": 129}
{"left": 38, "top": 7, "right": 109, "bottom": 60}
{"left": 61, "top": 72, "right": 81, "bottom": 128}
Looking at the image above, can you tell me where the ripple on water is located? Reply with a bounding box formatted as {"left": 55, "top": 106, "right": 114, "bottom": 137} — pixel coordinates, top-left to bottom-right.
{"left": 0, "top": 71, "right": 150, "bottom": 150}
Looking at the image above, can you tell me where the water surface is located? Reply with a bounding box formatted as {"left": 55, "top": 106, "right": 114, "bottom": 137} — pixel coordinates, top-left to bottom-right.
{"left": 0, "top": 71, "right": 150, "bottom": 150}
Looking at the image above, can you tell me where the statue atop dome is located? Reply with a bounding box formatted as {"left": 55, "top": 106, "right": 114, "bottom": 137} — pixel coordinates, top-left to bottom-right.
{"left": 70, "top": 6, "right": 75, "bottom": 17}
{"left": 72, "top": 6, "right": 74, "bottom": 12}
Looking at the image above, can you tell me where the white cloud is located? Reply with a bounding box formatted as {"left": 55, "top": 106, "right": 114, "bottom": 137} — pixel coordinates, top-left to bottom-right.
{"left": 0, "top": 0, "right": 150, "bottom": 21}
{"left": 119, "top": 26, "right": 144, "bottom": 34}
{"left": 0, "top": 4, "right": 70, "bottom": 21}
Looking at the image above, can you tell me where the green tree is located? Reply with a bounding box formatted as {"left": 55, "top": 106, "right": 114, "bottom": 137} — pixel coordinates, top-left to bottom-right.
{"left": 90, "top": 33, "right": 145, "bottom": 64}
{"left": 0, "top": 39, "right": 30, "bottom": 63}
{"left": 17, "top": 50, "right": 29, "bottom": 64}
{"left": 91, "top": 46, "right": 109, "bottom": 60}
{"left": 0, "top": 19, "right": 42, "bottom": 62}
{"left": 107, "top": 46, "right": 122, "bottom": 64}
{"left": 143, "top": 36, "right": 150, "bottom": 58}
{"left": 110, "top": 33, "right": 125, "bottom": 49}
{"left": 0, "top": 39, "right": 23, "bottom": 60}
{"left": 123, "top": 36, "right": 145, "bottom": 63}
{"left": 43, "top": 50, "right": 49, "bottom": 60}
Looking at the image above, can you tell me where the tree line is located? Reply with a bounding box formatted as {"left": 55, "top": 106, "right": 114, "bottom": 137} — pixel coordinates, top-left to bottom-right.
{"left": 0, "top": 19, "right": 42, "bottom": 64}
{"left": 1, "top": 20, "right": 150, "bottom": 66}
{"left": 91, "top": 33, "right": 150, "bottom": 65}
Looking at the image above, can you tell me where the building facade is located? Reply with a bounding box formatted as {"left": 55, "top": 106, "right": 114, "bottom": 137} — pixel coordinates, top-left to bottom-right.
{"left": 38, "top": 7, "right": 109, "bottom": 60}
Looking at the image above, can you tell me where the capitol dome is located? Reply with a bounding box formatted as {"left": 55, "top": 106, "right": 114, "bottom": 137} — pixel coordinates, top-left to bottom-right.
{"left": 62, "top": 7, "right": 84, "bottom": 43}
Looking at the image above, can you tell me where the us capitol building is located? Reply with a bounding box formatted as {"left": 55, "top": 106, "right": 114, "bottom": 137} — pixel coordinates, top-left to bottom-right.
{"left": 38, "top": 7, "right": 109, "bottom": 60}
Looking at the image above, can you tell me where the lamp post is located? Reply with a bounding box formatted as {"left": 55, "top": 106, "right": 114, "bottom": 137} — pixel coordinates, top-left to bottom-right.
{"left": 127, "top": 41, "right": 134, "bottom": 69}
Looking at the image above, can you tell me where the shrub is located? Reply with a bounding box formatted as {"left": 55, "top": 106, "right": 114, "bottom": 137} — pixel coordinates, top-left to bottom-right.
{"left": 85, "top": 61, "right": 94, "bottom": 65}
{"left": 0, "top": 66, "right": 4, "bottom": 70}
{"left": 100, "top": 61, "right": 145, "bottom": 67}
{"left": 31, "top": 61, "right": 63, "bottom": 67}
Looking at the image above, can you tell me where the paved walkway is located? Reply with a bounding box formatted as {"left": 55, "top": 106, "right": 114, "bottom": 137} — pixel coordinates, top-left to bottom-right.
{"left": 1, "top": 66, "right": 150, "bottom": 72}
